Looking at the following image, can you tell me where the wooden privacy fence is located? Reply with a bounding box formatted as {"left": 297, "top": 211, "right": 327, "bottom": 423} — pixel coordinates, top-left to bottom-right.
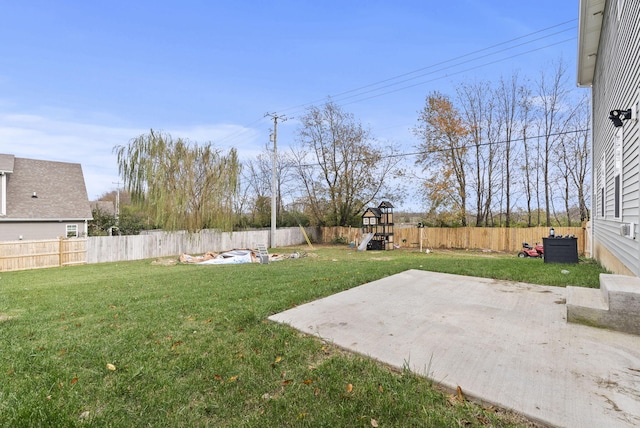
{"left": 0, "top": 238, "right": 87, "bottom": 272}
{"left": 1, "top": 226, "right": 588, "bottom": 272}
{"left": 0, "top": 227, "right": 317, "bottom": 271}
{"left": 318, "top": 225, "right": 587, "bottom": 255}
{"left": 84, "top": 227, "right": 312, "bottom": 264}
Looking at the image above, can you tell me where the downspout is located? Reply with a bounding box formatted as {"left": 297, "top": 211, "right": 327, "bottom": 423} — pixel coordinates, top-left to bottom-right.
{"left": 1, "top": 173, "right": 6, "bottom": 216}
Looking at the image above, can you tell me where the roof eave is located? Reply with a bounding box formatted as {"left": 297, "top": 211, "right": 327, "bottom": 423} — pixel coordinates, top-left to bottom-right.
{"left": 0, "top": 217, "right": 93, "bottom": 222}
{"left": 577, "top": 0, "right": 605, "bottom": 87}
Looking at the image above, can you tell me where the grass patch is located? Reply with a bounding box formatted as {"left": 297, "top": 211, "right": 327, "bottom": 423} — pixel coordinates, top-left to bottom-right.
{"left": 0, "top": 247, "right": 605, "bottom": 426}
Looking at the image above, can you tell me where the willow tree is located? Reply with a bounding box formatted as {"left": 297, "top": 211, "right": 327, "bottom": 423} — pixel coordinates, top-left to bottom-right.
{"left": 114, "top": 129, "right": 240, "bottom": 232}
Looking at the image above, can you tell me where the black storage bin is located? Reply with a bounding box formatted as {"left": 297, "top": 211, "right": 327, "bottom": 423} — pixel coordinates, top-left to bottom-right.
{"left": 367, "top": 239, "right": 384, "bottom": 250}
{"left": 543, "top": 237, "right": 578, "bottom": 263}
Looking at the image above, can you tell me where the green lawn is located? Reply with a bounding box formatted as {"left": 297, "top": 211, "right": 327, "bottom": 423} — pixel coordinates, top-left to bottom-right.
{"left": 0, "top": 247, "right": 606, "bottom": 427}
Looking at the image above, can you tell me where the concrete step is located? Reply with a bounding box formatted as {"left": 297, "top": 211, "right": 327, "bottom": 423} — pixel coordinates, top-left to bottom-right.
{"left": 566, "top": 274, "right": 640, "bottom": 335}
{"left": 600, "top": 274, "right": 640, "bottom": 312}
{"left": 566, "top": 286, "right": 609, "bottom": 327}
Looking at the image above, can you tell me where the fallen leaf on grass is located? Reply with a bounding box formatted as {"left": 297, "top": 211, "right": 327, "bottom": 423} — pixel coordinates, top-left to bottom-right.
{"left": 106, "top": 363, "right": 116, "bottom": 371}
{"left": 371, "top": 418, "right": 379, "bottom": 427}
{"left": 346, "top": 383, "right": 353, "bottom": 393}
{"left": 229, "top": 376, "right": 238, "bottom": 382}
{"left": 274, "top": 356, "right": 282, "bottom": 363}
{"left": 447, "top": 385, "right": 466, "bottom": 405}
{"left": 457, "top": 385, "right": 465, "bottom": 401}
{"left": 71, "top": 377, "right": 78, "bottom": 385}
{"left": 303, "top": 379, "right": 313, "bottom": 385}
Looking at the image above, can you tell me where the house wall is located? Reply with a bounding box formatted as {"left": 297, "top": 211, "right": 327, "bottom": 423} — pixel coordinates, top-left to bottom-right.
{"left": 591, "top": 0, "right": 640, "bottom": 275}
{"left": 0, "top": 221, "right": 87, "bottom": 241}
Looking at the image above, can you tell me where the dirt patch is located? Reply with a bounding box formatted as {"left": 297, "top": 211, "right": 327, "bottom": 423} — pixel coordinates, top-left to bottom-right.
{"left": 0, "top": 313, "right": 14, "bottom": 322}
{"left": 370, "top": 257, "right": 392, "bottom": 261}
{"left": 151, "top": 258, "right": 178, "bottom": 266}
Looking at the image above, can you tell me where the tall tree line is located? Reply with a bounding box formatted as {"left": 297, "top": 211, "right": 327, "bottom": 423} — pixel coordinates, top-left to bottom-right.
{"left": 105, "top": 61, "right": 589, "bottom": 233}
{"left": 413, "top": 60, "right": 590, "bottom": 227}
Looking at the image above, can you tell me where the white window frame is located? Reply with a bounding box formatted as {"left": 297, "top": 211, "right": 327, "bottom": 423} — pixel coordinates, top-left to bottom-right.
{"left": 66, "top": 224, "right": 78, "bottom": 238}
{"left": 614, "top": 128, "right": 623, "bottom": 219}
{"left": 599, "top": 154, "right": 605, "bottom": 218}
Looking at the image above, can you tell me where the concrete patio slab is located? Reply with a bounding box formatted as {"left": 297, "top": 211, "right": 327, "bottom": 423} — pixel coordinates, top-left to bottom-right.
{"left": 268, "top": 269, "right": 640, "bottom": 427}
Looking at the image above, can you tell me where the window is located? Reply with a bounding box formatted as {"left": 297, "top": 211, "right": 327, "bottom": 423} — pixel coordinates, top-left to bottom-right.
{"left": 600, "top": 155, "right": 605, "bottom": 217}
{"left": 614, "top": 129, "right": 623, "bottom": 219}
{"left": 66, "top": 224, "right": 78, "bottom": 238}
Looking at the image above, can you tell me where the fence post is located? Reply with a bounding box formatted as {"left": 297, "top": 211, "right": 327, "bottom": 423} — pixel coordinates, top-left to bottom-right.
{"left": 59, "top": 237, "right": 63, "bottom": 267}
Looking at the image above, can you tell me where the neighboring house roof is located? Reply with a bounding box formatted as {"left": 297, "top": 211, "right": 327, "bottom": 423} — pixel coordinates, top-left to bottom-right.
{"left": 0, "top": 154, "right": 15, "bottom": 173}
{"left": 0, "top": 154, "right": 93, "bottom": 221}
{"left": 90, "top": 200, "right": 116, "bottom": 216}
{"left": 577, "top": 0, "right": 606, "bottom": 87}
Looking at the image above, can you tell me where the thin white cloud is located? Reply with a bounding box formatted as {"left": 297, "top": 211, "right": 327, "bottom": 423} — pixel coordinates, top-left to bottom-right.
{"left": 0, "top": 111, "right": 263, "bottom": 200}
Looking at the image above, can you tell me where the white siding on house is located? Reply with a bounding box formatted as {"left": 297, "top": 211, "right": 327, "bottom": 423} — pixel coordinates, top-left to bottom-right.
{"left": 590, "top": 0, "right": 640, "bottom": 274}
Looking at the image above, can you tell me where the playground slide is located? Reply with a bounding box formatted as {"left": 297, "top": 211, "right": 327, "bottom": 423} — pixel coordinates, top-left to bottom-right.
{"left": 357, "top": 233, "right": 375, "bottom": 252}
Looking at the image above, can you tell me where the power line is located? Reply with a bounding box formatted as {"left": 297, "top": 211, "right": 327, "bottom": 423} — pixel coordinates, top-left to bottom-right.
{"left": 337, "top": 38, "right": 576, "bottom": 108}
{"left": 278, "top": 21, "right": 577, "bottom": 115}
{"left": 296, "top": 128, "right": 590, "bottom": 168}
{"left": 214, "top": 19, "right": 579, "bottom": 147}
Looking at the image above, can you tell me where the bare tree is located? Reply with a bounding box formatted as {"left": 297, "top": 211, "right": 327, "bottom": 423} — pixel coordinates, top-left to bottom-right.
{"left": 552, "top": 93, "right": 591, "bottom": 224}
{"left": 457, "top": 80, "right": 497, "bottom": 226}
{"left": 511, "top": 81, "right": 536, "bottom": 226}
{"left": 242, "top": 142, "right": 296, "bottom": 227}
{"left": 535, "top": 59, "right": 571, "bottom": 226}
{"left": 292, "top": 102, "right": 400, "bottom": 226}
{"left": 495, "top": 72, "right": 522, "bottom": 227}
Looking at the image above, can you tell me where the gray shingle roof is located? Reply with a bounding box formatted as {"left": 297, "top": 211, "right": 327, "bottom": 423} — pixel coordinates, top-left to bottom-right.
{"left": 0, "top": 154, "right": 15, "bottom": 173}
{"left": 1, "top": 155, "right": 93, "bottom": 220}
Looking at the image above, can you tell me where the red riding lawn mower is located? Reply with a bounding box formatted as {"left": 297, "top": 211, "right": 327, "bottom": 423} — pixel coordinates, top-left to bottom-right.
{"left": 518, "top": 242, "right": 544, "bottom": 258}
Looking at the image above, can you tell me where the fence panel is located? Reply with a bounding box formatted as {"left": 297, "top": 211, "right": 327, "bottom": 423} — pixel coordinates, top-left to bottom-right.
{"left": 319, "top": 226, "right": 586, "bottom": 255}
{"left": 0, "top": 238, "right": 87, "bottom": 272}
{"left": 85, "top": 227, "right": 312, "bottom": 264}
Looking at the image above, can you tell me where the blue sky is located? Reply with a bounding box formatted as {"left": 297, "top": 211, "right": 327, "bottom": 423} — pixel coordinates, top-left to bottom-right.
{"left": 1, "top": 1, "right": 580, "bottom": 208}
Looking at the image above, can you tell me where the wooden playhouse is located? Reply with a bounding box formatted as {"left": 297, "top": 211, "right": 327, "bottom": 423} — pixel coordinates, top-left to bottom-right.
{"left": 361, "top": 201, "right": 394, "bottom": 250}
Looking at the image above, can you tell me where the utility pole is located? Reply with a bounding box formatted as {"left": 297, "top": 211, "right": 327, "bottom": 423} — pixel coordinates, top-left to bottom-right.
{"left": 112, "top": 182, "right": 122, "bottom": 226}
{"left": 264, "top": 112, "right": 287, "bottom": 248}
